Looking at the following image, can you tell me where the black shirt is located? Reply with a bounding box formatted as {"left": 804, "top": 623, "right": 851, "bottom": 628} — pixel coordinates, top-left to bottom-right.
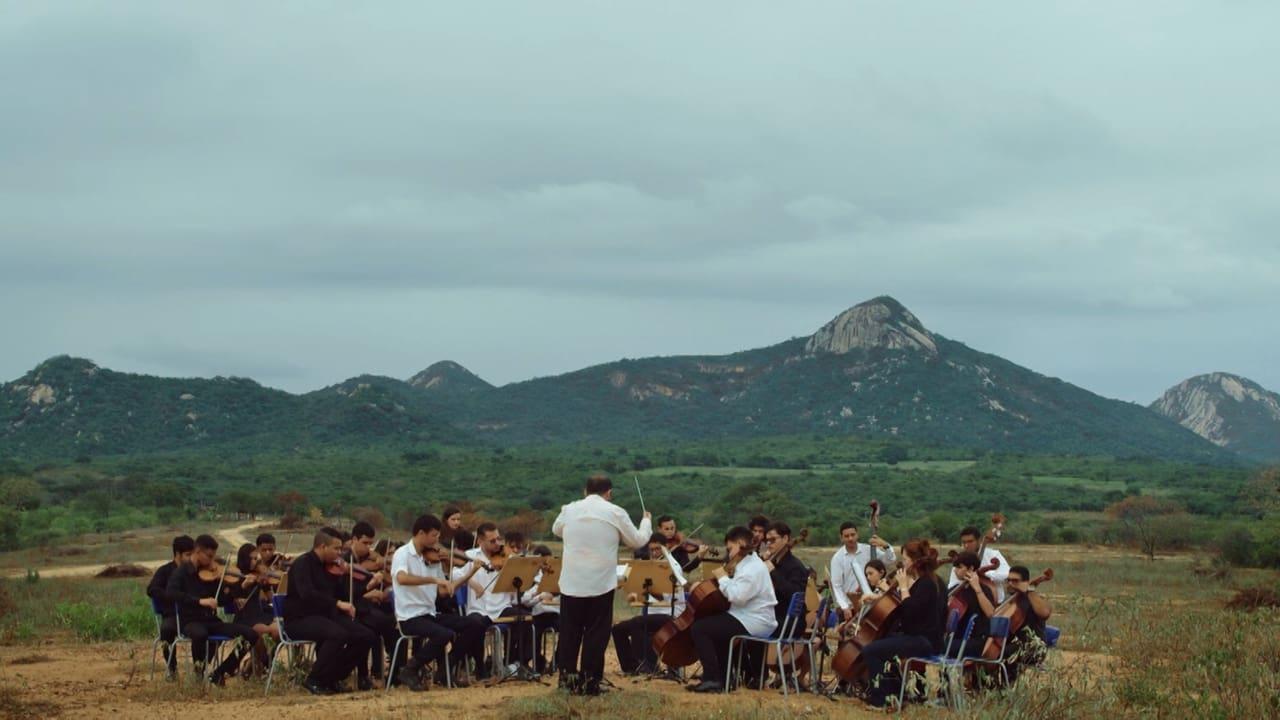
{"left": 894, "top": 573, "right": 944, "bottom": 652}
{"left": 950, "top": 583, "right": 996, "bottom": 640}
{"left": 769, "top": 552, "right": 811, "bottom": 629}
{"left": 285, "top": 550, "right": 341, "bottom": 622}
{"left": 147, "top": 561, "right": 179, "bottom": 617}
{"left": 1013, "top": 591, "right": 1047, "bottom": 640}
{"left": 165, "top": 562, "right": 234, "bottom": 623}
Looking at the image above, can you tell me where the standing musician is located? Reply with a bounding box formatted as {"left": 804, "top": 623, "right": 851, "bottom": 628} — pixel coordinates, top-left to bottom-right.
{"left": 455, "top": 522, "right": 521, "bottom": 678}
{"left": 164, "top": 534, "right": 260, "bottom": 685}
{"left": 830, "top": 521, "right": 896, "bottom": 621}
{"left": 523, "top": 544, "right": 561, "bottom": 674}
{"left": 611, "top": 534, "right": 688, "bottom": 675}
{"left": 349, "top": 521, "right": 399, "bottom": 686}
{"left": 747, "top": 515, "right": 770, "bottom": 550}
{"left": 1002, "top": 565, "right": 1053, "bottom": 681}
{"left": 947, "top": 551, "right": 997, "bottom": 659}
{"left": 283, "top": 531, "right": 377, "bottom": 694}
{"left": 391, "top": 514, "right": 485, "bottom": 691}
{"left": 686, "top": 525, "right": 777, "bottom": 693}
{"left": 948, "top": 525, "right": 1010, "bottom": 602}
{"left": 857, "top": 539, "right": 945, "bottom": 708}
{"left": 146, "top": 535, "right": 194, "bottom": 679}
{"left": 552, "top": 474, "right": 651, "bottom": 696}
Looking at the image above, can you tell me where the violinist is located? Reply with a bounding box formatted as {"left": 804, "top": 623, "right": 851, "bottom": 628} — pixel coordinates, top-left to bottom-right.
{"left": 523, "top": 544, "right": 560, "bottom": 674}
{"left": 611, "top": 534, "right": 688, "bottom": 675}
{"left": 1002, "top": 565, "right": 1052, "bottom": 681}
{"left": 947, "top": 551, "right": 996, "bottom": 659}
{"left": 350, "top": 521, "right": 398, "bottom": 687}
{"left": 283, "top": 531, "right": 377, "bottom": 695}
{"left": 948, "top": 526, "right": 1010, "bottom": 602}
{"left": 229, "top": 543, "right": 279, "bottom": 675}
{"left": 391, "top": 514, "right": 485, "bottom": 691}
{"left": 146, "top": 534, "right": 194, "bottom": 679}
{"left": 455, "top": 522, "right": 518, "bottom": 679}
{"left": 686, "top": 526, "right": 777, "bottom": 694}
{"left": 830, "top": 521, "right": 896, "bottom": 621}
{"left": 552, "top": 474, "right": 651, "bottom": 696}
{"left": 659, "top": 516, "right": 708, "bottom": 572}
{"left": 164, "top": 534, "right": 260, "bottom": 685}
{"left": 256, "top": 533, "right": 282, "bottom": 569}
{"left": 747, "top": 515, "right": 769, "bottom": 551}
{"left": 857, "top": 539, "right": 945, "bottom": 708}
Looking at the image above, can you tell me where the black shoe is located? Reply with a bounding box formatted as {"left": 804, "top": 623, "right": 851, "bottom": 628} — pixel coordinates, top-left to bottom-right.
{"left": 581, "top": 679, "right": 609, "bottom": 696}
{"left": 303, "top": 678, "right": 335, "bottom": 696}
{"left": 558, "top": 672, "right": 581, "bottom": 694}
{"left": 357, "top": 676, "right": 374, "bottom": 692}
{"left": 328, "top": 681, "right": 352, "bottom": 694}
{"left": 398, "top": 667, "right": 427, "bottom": 692}
{"left": 690, "top": 680, "right": 724, "bottom": 693}
{"left": 207, "top": 672, "right": 225, "bottom": 687}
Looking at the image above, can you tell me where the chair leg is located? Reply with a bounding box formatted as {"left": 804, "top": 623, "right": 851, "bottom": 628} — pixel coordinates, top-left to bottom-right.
{"left": 386, "top": 637, "right": 405, "bottom": 690}
{"left": 724, "top": 638, "right": 736, "bottom": 694}
{"left": 264, "top": 642, "right": 283, "bottom": 695}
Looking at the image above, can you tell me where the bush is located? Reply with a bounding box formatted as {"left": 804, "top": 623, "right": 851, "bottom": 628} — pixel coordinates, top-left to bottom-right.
{"left": 54, "top": 597, "right": 154, "bottom": 642}
{"left": 1033, "top": 522, "right": 1058, "bottom": 544}
{"left": 1059, "top": 526, "right": 1082, "bottom": 544}
{"left": 1216, "top": 526, "right": 1257, "bottom": 567}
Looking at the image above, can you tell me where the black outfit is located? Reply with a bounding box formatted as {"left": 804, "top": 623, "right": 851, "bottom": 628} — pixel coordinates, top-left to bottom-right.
{"left": 1003, "top": 591, "right": 1049, "bottom": 681}
{"left": 945, "top": 583, "right": 995, "bottom": 659}
{"left": 555, "top": 590, "right": 615, "bottom": 685}
{"left": 743, "top": 553, "right": 809, "bottom": 675}
{"left": 611, "top": 609, "right": 670, "bottom": 673}
{"left": 399, "top": 611, "right": 482, "bottom": 675}
{"left": 532, "top": 612, "right": 559, "bottom": 673}
{"left": 147, "top": 561, "right": 181, "bottom": 674}
{"left": 348, "top": 557, "right": 398, "bottom": 679}
{"left": 283, "top": 551, "right": 377, "bottom": 687}
{"left": 164, "top": 563, "right": 259, "bottom": 680}
{"left": 690, "top": 612, "right": 748, "bottom": 686}
{"left": 860, "top": 573, "right": 944, "bottom": 707}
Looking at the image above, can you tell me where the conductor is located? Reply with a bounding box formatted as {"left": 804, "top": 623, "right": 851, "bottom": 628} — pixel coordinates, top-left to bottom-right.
{"left": 552, "top": 473, "right": 651, "bottom": 696}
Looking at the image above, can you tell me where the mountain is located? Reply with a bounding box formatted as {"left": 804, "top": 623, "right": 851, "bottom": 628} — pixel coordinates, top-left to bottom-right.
{"left": 1150, "top": 373, "right": 1280, "bottom": 463}
{"left": 1, "top": 297, "right": 1236, "bottom": 462}
{"left": 0, "top": 356, "right": 466, "bottom": 457}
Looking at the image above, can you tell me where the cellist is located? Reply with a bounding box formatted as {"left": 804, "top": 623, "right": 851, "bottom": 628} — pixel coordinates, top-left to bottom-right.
{"left": 1002, "top": 565, "right": 1053, "bottom": 681}
{"left": 686, "top": 526, "right": 777, "bottom": 694}
{"left": 947, "top": 551, "right": 996, "bottom": 659}
{"left": 857, "top": 539, "right": 945, "bottom": 708}
{"left": 948, "top": 524, "right": 1010, "bottom": 602}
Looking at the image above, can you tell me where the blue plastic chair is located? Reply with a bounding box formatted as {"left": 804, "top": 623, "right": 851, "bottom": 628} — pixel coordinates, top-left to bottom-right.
{"left": 173, "top": 602, "right": 234, "bottom": 681}
{"left": 1044, "top": 625, "right": 1060, "bottom": 648}
{"left": 264, "top": 595, "right": 317, "bottom": 695}
{"left": 963, "top": 614, "right": 1011, "bottom": 687}
{"left": 898, "top": 609, "right": 974, "bottom": 709}
{"left": 726, "top": 592, "right": 807, "bottom": 695}
{"left": 149, "top": 597, "right": 184, "bottom": 680}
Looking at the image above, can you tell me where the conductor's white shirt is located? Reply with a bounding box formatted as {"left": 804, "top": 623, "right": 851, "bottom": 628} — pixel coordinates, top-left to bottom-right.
{"left": 719, "top": 553, "right": 777, "bottom": 638}
{"left": 552, "top": 494, "right": 651, "bottom": 597}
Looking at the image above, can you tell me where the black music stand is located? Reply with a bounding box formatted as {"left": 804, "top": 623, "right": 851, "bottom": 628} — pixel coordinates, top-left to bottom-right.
{"left": 490, "top": 556, "right": 547, "bottom": 684}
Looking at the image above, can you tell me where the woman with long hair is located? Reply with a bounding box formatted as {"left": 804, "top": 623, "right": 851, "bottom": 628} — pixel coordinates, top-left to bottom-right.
{"left": 858, "top": 538, "right": 945, "bottom": 707}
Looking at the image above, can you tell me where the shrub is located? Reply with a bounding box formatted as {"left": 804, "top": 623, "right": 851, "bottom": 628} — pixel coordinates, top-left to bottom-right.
{"left": 1217, "top": 526, "right": 1257, "bottom": 567}
{"left": 54, "top": 597, "right": 153, "bottom": 642}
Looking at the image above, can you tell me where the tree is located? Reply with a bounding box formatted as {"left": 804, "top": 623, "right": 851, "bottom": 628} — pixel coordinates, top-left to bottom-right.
{"left": 0, "top": 477, "right": 42, "bottom": 511}
{"left": 879, "top": 445, "right": 909, "bottom": 466}
{"left": 925, "top": 511, "right": 959, "bottom": 542}
{"left": 1240, "top": 467, "right": 1280, "bottom": 517}
{"left": 352, "top": 507, "right": 388, "bottom": 530}
{"left": 1106, "top": 495, "right": 1184, "bottom": 560}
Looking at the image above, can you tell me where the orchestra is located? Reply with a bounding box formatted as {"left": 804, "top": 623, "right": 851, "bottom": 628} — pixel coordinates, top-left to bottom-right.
{"left": 144, "top": 474, "right": 1055, "bottom": 709}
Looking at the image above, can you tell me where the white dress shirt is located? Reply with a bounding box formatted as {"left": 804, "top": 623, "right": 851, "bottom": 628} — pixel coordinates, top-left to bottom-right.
{"left": 522, "top": 570, "right": 560, "bottom": 616}
{"left": 454, "top": 547, "right": 516, "bottom": 621}
{"left": 947, "top": 547, "right": 1010, "bottom": 603}
{"left": 390, "top": 542, "right": 443, "bottom": 622}
{"left": 829, "top": 542, "right": 897, "bottom": 610}
{"left": 552, "top": 494, "right": 651, "bottom": 597}
{"left": 637, "top": 591, "right": 686, "bottom": 616}
{"left": 719, "top": 553, "right": 777, "bottom": 638}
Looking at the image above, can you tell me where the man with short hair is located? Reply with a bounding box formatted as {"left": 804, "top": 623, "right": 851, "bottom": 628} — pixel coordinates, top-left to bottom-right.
{"left": 552, "top": 474, "right": 651, "bottom": 695}
{"left": 747, "top": 515, "right": 769, "bottom": 550}
{"left": 948, "top": 551, "right": 997, "bottom": 659}
{"left": 391, "top": 514, "right": 484, "bottom": 691}
{"left": 455, "top": 522, "right": 519, "bottom": 678}
{"left": 255, "top": 533, "right": 278, "bottom": 568}
{"left": 147, "top": 535, "right": 194, "bottom": 678}
{"left": 164, "top": 534, "right": 259, "bottom": 685}
{"left": 349, "top": 521, "right": 398, "bottom": 685}
{"left": 611, "top": 534, "right": 687, "bottom": 675}
{"left": 284, "top": 531, "right": 378, "bottom": 694}
{"left": 947, "top": 526, "right": 1010, "bottom": 602}
{"left": 829, "top": 521, "right": 896, "bottom": 621}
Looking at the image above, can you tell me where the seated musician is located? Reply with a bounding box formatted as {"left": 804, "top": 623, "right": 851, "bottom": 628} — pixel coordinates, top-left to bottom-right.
{"left": 229, "top": 543, "right": 279, "bottom": 675}
{"left": 747, "top": 515, "right": 770, "bottom": 551}
{"left": 686, "top": 526, "right": 777, "bottom": 693}
{"left": 830, "top": 521, "right": 896, "bottom": 622}
{"left": 524, "top": 544, "right": 561, "bottom": 674}
{"left": 391, "top": 514, "right": 484, "bottom": 691}
{"left": 283, "top": 531, "right": 377, "bottom": 694}
{"left": 146, "top": 535, "right": 194, "bottom": 679}
{"left": 164, "top": 534, "right": 259, "bottom": 685}
{"left": 857, "top": 559, "right": 891, "bottom": 612}
{"left": 857, "top": 539, "right": 945, "bottom": 708}
{"left": 1002, "top": 565, "right": 1053, "bottom": 681}
{"left": 255, "top": 533, "right": 280, "bottom": 569}
{"left": 612, "top": 534, "right": 688, "bottom": 675}
{"left": 743, "top": 521, "right": 810, "bottom": 688}
{"left": 947, "top": 551, "right": 996, "bottom": 659}
{"left": 348, "top": 521, "right": 399, "bottom": 687}
{"left": 455, "top": 522, "right": 521, "bottom": 678}
{"left": 947, "top": 526, "right": 1009, "bottom": 602}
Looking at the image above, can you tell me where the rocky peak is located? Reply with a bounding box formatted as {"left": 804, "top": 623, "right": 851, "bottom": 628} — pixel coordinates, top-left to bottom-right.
{"left": 407, "top": 361, "right": 493, "bottom": 393}
{"left": 1151, "top": 372, "right": 1280, "bottom": 457}
{"left": 805, "top": 296, "right": 938, "bottom": 356}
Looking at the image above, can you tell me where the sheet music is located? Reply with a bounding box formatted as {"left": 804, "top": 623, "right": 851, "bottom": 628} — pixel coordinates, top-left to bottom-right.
{"left": 659, "top": 546, "right": 688, "bottom": 588}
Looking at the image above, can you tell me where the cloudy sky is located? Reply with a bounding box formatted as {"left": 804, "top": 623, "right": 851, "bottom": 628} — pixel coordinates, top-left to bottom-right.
{"left": 2, "top": 2, "right": 1276, "bottom": 402}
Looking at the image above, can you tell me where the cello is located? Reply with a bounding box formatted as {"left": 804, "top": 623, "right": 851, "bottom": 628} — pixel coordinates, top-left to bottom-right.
{"left": 830, "top": 561, "right": 903, "bottom": 682}
{"left": 980, "top": 567, "right": 1053, "bottom": 660}
{"left": 651, "top": 545, "right": 750, "bottom": 667}
{"left": 947, "top": 556, "right": 1000, "bottom": 619}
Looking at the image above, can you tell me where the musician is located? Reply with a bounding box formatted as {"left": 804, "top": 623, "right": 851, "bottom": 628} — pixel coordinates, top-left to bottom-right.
{"left": 857, "top": 539, "right": 945, "bottom": 708}
{"left": 830, "top": 521, "right": 896, "bottom": 621}
{"left": 947, "top": 551, "right": 996, "bottom": 659}
{"left": 391, "top": 514, "right": 485, "bottom": 691}
{"left": 747, "top": 515, "right": 769, "bottom": 550}
{"left": 741, "top": 521, "right": 810, "bottom": 687}
{"left": 524, "top": 544, "right": 561, "bottom": 673}
{"left": 146, "top": 535, "right": 194, "bottom": 678}
{"left": 256, "top": 533, "right": 279, "bottom": 569}
{"left": 611, "top": 534, "right": 687, "bottom": 675}
{"left": 948, "top": 526, "right": 1010, "bottom": 602}
{"left": 686, "top": 525, "right": 777, "bottom": 693}
{"left": 1002, "top": 565, "right": 1053, "bottom": 681}
{"left": 283, "top": 531, "right": 378, "bottom": 694}
{"left": 857, "top": 559, "right": 891, "bottom": 612}
{"left": 455, "top": 522, "right": 520, "bottom": 678}
{"left": 504, "top": 530, "right": 528, "bottom": 556}
{"left": 349, "top": 521, "right": 399, "bottom": 686}
{"left": 552, "top": 474, "right": 651, "bottom": 696}
{"left": 164, "top": 534, "right": 259, "bottom": 685}
{"left": 661, "top": 515, "right": 708, "bottom": 572}
{"left": 229, "top": 543, "right": 279, "bottom": 675}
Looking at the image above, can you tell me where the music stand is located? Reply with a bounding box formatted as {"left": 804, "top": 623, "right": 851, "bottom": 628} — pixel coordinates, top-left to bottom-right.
{"left": 621, "top": 559, "right": 681, "bottom": 681}
{"left": 490, "top": 556, "right": 547, "bottom": 683}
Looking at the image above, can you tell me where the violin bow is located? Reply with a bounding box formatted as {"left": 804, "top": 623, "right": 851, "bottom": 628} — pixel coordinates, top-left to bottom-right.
{"left": 212, "top": 551, "right": 233, "bottom": 607}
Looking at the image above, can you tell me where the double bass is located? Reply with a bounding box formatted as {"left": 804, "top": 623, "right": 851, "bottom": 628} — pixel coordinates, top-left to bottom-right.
{"left": 651, "top": 546, "right": 750, "bottom": 667}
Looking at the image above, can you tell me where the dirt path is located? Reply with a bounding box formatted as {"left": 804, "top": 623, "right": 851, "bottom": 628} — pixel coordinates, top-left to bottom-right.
{"left": 1, "top": 521, "right": 272, "bottom": 580}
